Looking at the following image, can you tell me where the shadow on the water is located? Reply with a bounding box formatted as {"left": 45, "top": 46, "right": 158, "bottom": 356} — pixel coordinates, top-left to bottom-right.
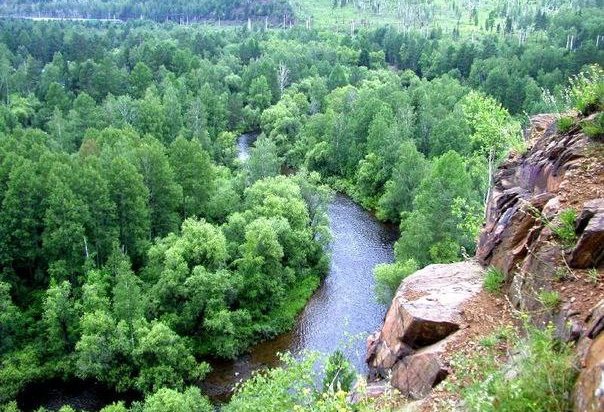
{"left": 17, "top": 378, "right": 141, "bottom": 412}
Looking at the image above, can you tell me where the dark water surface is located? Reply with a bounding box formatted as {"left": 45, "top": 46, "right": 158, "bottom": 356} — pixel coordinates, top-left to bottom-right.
{"left": 17, "top": 379, "right": 140, "bottom": 411}
{"left": 202, "top": 189, "right": 397, "bottom": 400}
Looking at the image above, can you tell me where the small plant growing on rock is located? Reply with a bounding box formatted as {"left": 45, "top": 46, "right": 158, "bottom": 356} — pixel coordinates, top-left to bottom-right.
{"left": 587, "top": 268, "right": 600, "bottom": 284}
{"left": 479, "top": 335, "right": 498, "bottom": 348}
{"left": 483, "top": 266, "right": 505, "bottom": 293}
{"left": 568, "top": 65, "right": 604, "bottom": 115}
{"left": 581, "top": 112, "right": 604, "bottom": 141}
{"left": 557, "top": 116, "right": 575, "bottom": 133}
{"left": 553, "top": 267, "right": 569, "bottom": 282}
{"left": 552, "top": 209, "right": 577, "bottom": 248}
{"left": 538, "top": 290, "right": 561, "bottom": 310}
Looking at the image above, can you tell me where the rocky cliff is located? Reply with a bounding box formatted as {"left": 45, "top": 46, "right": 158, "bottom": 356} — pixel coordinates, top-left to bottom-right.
{"left": 365, "top": 113, "right": 604, "bottom": 410}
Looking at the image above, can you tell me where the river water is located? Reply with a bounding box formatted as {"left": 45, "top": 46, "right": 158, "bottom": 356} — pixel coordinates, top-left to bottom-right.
{"left": 202, "top": 134, "right": 398, "bottom": 401}
{"left": 19, "top": 133, "right": 397, "bottom": 410}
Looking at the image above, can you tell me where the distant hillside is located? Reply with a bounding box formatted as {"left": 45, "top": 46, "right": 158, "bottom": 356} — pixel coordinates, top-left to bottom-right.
{"left": 292, "top": 0, "right": 603, "bottom": 33}
{"left": 0, "top": 0, "right": 294, "bottom": 22}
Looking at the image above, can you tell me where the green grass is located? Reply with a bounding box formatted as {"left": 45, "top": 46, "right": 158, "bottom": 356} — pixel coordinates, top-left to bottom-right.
{"left": 552, "top": 267, "right": 569, "bottom": 282}
{"left": 556, "top": 116, "right": 575, "bottom": 133}
{"left": 552, "top": 209, "right": 577, "bottom": 248}
{"left": 538, "top": 290, "right": 561, "bottom": 310}
{"left": 587, "top": 268, "right": 600, "bottom": 284}
{"left": 267, "top": 274, "right": 320, "bottom": 331}
{"left": 483, "top": 266, "right": 505, "bottom": 293}
{"left": 581, "top": 112, "right": 604, "bottom": 141}
{"left": 451, "top": 324, "right": 577, "bottom": 412}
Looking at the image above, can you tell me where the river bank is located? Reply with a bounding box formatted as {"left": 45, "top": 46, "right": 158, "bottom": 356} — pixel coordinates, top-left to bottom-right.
{"left": 203, "top": 133, "right": 398, "bottom": 398}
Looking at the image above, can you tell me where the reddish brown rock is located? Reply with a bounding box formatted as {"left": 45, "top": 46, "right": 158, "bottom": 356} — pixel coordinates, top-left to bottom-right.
{"left": 587, "top": 300, "right": 604, "bottom": 340}
{"left": 574, "top": 300, "right": 604, "bottom": 412}
{"left": 367, "top": 261, "right": 482, "bottom": 385}
{"left": 569, "top": 199, "right": 604, "bottom": 269}
{"left": 393, "top": 261, "right": 483, "bottom": 346}
{"left": 477, "top": 114, "right": 589, "bottom": 274}
{"left": 391, "top": 350, "right": 447, "bottom": 399}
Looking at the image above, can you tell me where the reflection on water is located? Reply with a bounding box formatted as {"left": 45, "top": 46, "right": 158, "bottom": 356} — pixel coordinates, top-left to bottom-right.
{"left": 236, "top": 132, "right": 258, "bottom": 161}
{"left": 203, "top": 193, "right": 397, "bottom": 401}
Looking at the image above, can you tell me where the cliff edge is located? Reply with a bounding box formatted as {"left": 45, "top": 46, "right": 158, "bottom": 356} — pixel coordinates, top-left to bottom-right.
{"left": 365, "top": 112, "right": 604, "bottom": 411}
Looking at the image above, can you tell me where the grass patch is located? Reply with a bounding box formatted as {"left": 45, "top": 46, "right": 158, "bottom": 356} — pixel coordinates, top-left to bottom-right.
{"left": 449, "top": 324, "right": 577, "bottom": 412}
{"left": 552, "top": 209, "right": 577, "bottom": 248}
{"left": 538, "top": 290, "right": 561, "bottom": 310}
{"left": 581, "top": 112, "right": 604, "bottom": 141}
{"left": 556, "top": 116, "right": 575, "bottom": 133}
{"left": 483, "top": 266, "right": 505, "bottom": 293}
{"left": 552, "top": 267, "right": 569, "bottom": 282}
{"left": 587, "top": 268, "right": 600, "bottom": 284}
{"left": 267, "top": 274, "right": 320, "bottom": 331}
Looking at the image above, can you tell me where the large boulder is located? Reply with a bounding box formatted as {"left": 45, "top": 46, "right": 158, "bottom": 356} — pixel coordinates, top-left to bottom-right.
{"left": 390, "top": 344, "right": 449, "bottom": 400}
{"left": 367, "top": 261, "right": 483, "bottom": 396}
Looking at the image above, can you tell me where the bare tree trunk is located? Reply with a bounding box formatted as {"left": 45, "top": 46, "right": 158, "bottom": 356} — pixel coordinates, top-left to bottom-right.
{"left": 484, "top": 148, "right": 494, "bottom": 218}
{"left": 277, "top": 62, "right": 290, "bottom": 98}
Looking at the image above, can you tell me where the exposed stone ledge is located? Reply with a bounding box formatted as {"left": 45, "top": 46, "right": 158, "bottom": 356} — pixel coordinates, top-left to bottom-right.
{"left": 366, "top": 261, "right": 483, "bottom": 397}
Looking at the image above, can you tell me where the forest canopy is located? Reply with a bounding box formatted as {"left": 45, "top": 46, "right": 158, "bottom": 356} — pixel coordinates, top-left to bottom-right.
{"left": 0, "top": 1, "right": 602, "bottom": 410}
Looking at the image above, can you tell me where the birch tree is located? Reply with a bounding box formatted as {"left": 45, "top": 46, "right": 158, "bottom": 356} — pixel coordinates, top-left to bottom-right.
{"left": 461, "top": 91, "right": 521, "bottom": 213}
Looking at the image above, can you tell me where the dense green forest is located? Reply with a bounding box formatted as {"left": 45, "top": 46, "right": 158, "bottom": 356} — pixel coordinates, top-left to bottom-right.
{"left": 0, "top": 1, "right": 602, "bottom": 410}
{"left": 0, "top": 0, "right": 293, "bottom": 22}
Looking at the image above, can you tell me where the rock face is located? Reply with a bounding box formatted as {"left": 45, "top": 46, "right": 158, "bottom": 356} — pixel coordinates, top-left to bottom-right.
{"left": 569, "top": 199, "right": 604, "bottom": 268}
{"left": 475, "top": 113, "right": 604, "bottom": 411}
{"left": 574, "top": 300, "right": 604, "bottom": 412}
{"left": 366, "top": 261, "right": 483, "bottom": 398}
{"left": 476, "top": 113, "right": 590, "bottom": 274}
{"left": 476, "top": 114, "right": 604, "bottom": 313}
{"left": 366, "top": 113, "right": 604, "bottom": 406}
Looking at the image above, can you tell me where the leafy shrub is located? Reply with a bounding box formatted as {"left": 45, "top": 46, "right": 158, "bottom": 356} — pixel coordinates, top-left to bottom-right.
{"left": 569, "top": 65, "right": 604, "bottom": 115}
{"left": 224, "top": 353, "right": 319, "bottom": 411}
{"left": 581, "top": 112, "right": 604, "bottom": 141}
{"left": 553, "top": 209, "right": 577, "bottom": 248}
{"left": 322, "top": 351, "right": 356, "bottom": 392}
{"left": 538, "top": 290, "right": 561, "bottom": 309}
{"left": 556, "top": 116, "right": 574, "bottom": 133}
{"left": 140, "top": 387, "right": 212, "bottom": 412}
{"left": 373, "top": 259, "right": 418, "bottom": 304}
{"left": 457, "top": 324, "right": 577, "bottom": 412}
{"left": 483, "top": 266, "right": 505, "bottom": 293}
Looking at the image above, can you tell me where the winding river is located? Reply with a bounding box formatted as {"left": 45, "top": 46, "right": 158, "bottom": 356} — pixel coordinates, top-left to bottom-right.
{"left": 202, "top": 133, "right": 397, "bottom": 401}
{"left": 19, "top": 133, "right": 397, "bottom": 410}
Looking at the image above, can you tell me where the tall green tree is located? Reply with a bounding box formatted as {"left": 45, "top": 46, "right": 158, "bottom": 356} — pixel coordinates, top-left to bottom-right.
{"left": 135, "top": 138, "right": 181, "bottom": 238}
{"left": 395, "top": 151, "right": 475, "bottom": 266}
{"left": 168, "top": 137, "right": 215, "bottom": 219}
{"left": 107, "top": 157, "right": 150, "bottom": 263}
